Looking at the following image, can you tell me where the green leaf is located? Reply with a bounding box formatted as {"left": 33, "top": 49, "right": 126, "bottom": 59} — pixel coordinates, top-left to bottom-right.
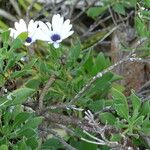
{"left": 26, "top": 137, "right": 39, "bottom": 149}
{"left": 0, "top": 74, "right": 5, "bottom": 86}
{"left": 0, "top": 97, "right": 9, "bottom": 108}
{"left": 0, "top": 145, "right": 8, "bottom": 150}
{"left": 83, "top": 55, "right": 94, "bottom": 75}
{"left": 22, "top": 117, "right": 43, "bottom": 129}
{"left": 90, "top": 73, "right": 113, "bottom": 95}
{"left": 69, "top": 41, "right": 81, "bottom": 61}
{"left": 17, "top": 128, "right": 36, "bottom": 138}
{"left": 42, "top": 138, "right": 61, "bottom": 150}
{"left": 130, "top": 91, "right": 141, "bottom": 112}
{"left": 135, "top": 17, "right": 147, "bottom": 37}
{"left": 112, "top": 88, "right": 129, "bottom": 120}
{"left": 140, "top": 101, "right": 150, "bottom": 116}
{"left": 111, "top": 83, "right": 125, "bottom": 92}
{"left": 13, "top": 112, "right": 31, "bottom": 128}
{"left": 25, "top": 78, "right": 41, "bottom": 89}
{"left": 1, "top": 30, "right": 10, "bottom": 48}
{"left": 110, "top": 134, "right": 122, "bottom": 142}
{"left": 133, "top": 116, "right": 144, "bottom": 126}
{"left": 10, "top": 70, "right": 33, "bottom": 78}
{"left": 3, "top": 58, "right": 16, "bottom": 72}
{"left": 9, "top": 32, "right": 27, "bottom": 51}
{"left": 70, "top": 139, "right": 97, "bottom": 150}
{"left": 113, "top": 3, "right": 126, "bottom": 15}
{"left": 95, "top": 52, "right": 110, "bottom": 72}
{"left": 39, "top": 60, "right": 49, "bottom": 75}
{"left": 115, "top": 104, "right": 129, "bottom": 120}
{"left": 10, "top": 38, "right": 22, "bottom": 51}
{"left": 17, "top": 140, "right": 28, "bottom": 150}
{"left": 12, "top": 87, "right": 35, "bottom": 105}
{"left": 143, "top": 0, "right": 150, "bottom": 7}
{"left": 142, "top": 117, "right": 150, "bottom": 134}
{"left": 88, "top": 100, "right": 105, "bottom": 112}
{"left": 17, "top": 32, "right": 28, "bottom": 41}
{"left": 87, "top": 6, "right": 107, "bottom": 18}
{"left": 99, "top": 112, "right": 117, "bottom": 125}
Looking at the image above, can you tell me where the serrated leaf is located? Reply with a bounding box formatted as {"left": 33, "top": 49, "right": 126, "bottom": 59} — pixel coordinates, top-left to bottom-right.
{"left": 112, "top": 88, "right": 129, "bottom": 120}
{"left": 130, "top": 91, "right": 141, "bottom": 112}
{"left": 115, "top": 104, "right": 129, "bottom": 120}
{"left": 95, "top": 52, "right": 110, "bottom": 72}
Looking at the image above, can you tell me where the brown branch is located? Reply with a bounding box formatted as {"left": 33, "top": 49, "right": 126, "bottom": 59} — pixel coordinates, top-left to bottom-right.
{"left": 38, "top": 75, "right": 56, "bottom": 111}
{"left": 42, "top": 111, "right": 114, "bottom": 134}
{"left": 40, "top": 127, "right": 77, "bottom": 150}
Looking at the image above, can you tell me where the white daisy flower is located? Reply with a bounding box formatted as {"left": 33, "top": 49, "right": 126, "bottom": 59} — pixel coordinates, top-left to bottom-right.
{"left": 9, "top": 19, "right": 39, "bottom": 46}
{"left": 38, "top": 14, "right": 74, "bottom": 48}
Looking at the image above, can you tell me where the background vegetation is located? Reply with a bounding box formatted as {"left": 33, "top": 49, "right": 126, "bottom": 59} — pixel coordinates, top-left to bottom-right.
{"left": 0, "top": 0, "right": 149, "bottom": 149}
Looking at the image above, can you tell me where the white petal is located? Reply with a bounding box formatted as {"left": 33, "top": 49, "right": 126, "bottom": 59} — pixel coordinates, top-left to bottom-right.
{"left": 52, "top": 14, "right": 60, "bottom": 29}
{"left": 38, "top": 21, "right": 50, "bottom": 34}
{"left": 46, "top": 22, "right": 51, "bottom": 30}
{"left": 60, "top": 19, "right": 73, "bottom": 39}
{"left": 13, "top": 19, "right": 27, "bottom": 37}
{"left": 53, "top": 42, "right": 60, "bottom": 48}
{"left": 25, "top": 42, "right": 31, "bottom": 46}
{"left": 35, "top": 30, "right": 50, "bottom": 41}
{"left": 52, "top": 14, "right": 64, "bottom": 34}
{"left": 61, "top": 30, "right": 74, "bottom": 40}
{"left": 36, "top": 23, "right": 51, "bottom": 41}
{"left": 14, "top": 22, "right": 19, "bottom": 30}
{"left": 61, "top": 25, "right": 72, "bottom": 39}
{"left": 18, "top": 19, "right": 27, "bottom": 32}
{"left": 9, "top": 28, "right": 17, "bottom": 38}
{"left": 28, "top": 20, "right": 37, "bottom": 35}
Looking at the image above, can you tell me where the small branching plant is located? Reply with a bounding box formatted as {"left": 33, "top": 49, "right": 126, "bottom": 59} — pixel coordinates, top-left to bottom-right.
{"left": 0, "top": 0, "right": 149, "bottom": 149}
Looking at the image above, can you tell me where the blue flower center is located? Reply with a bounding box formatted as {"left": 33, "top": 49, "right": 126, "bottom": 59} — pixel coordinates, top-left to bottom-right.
{"left": 26, "top": 37, "right": 32, "bottom": 43}
{"left": 51, "top": 34, "right": 61, "bottom": 42}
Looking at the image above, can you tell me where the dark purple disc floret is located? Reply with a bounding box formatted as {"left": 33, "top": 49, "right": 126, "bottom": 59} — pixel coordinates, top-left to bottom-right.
{"left": 51, "top": 34, "right": 61, "bottom": 42}
{"left": 26, "top": 37, "right": 32, "bottom": 43}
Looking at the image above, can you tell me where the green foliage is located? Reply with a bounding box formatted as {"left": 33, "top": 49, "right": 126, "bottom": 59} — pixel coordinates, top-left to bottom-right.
{"left": 0, "top": 1, "right": 150, "bottom": 149}
{"left": 111, "top": 89, "right": 149, "bottom": 137}
{"left": 87, "top": 6, "right": 107, "bottom": 19}
{"left": 112, "top": 88, "right": 129, "bottom": 120}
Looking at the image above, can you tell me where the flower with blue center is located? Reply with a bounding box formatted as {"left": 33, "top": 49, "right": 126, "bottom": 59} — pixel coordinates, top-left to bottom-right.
{"left": 38, "top": 14, "right": 74, "bottom": 48}
{"left": 9, "top": 19, "right": 39, "bottom": 46}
